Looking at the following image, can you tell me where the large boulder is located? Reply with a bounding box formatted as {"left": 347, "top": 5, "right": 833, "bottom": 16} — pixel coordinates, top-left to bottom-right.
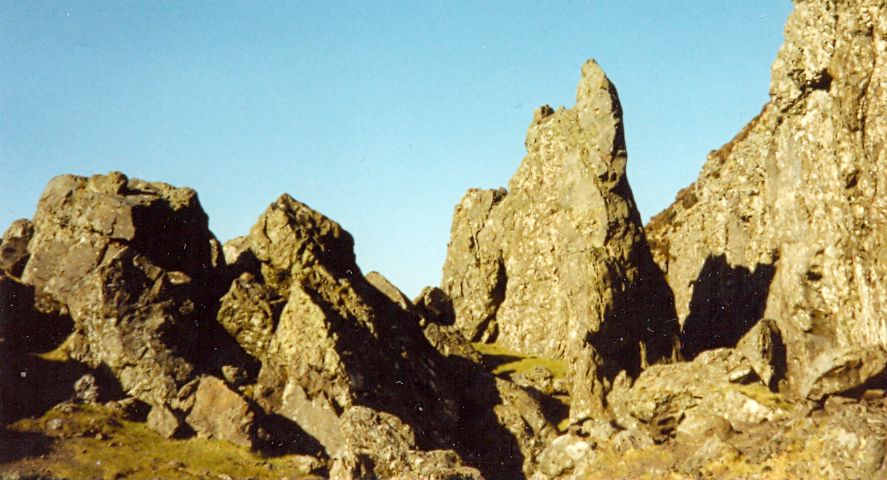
{"left": 17, "top": 172, "right": 234, "bottom": 426}
{"left": 646, "top": 0, "right": 887, "bottom": 396}
{"left": 184, "top": 375, "right": 258, "bottom": 447}
{"left": 442, "top": 60, "right": 680, "bottom": 420}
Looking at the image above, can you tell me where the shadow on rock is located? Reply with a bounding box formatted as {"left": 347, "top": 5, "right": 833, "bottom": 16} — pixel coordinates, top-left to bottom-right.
{"left": 681, "top": 254, "right": 775, "bottom": 359}
{"left": 1, "top": 278, "right": 82, "bottom": 424}
{"left": 0, "top": 429, "right": 53, "bottom": 463}
{"left": 255, "top": 412, "right": 326, "bottom": 458}
{"left": 450, "top": 357, "right": 526, "bottom": 480}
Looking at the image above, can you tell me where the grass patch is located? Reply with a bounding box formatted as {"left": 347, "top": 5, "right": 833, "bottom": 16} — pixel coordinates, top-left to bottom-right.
{"left": 471, "top": 342, "right": 568, "bottom": 379}
{"left": 6, "top": 403, "right": 320, "bottom": 480}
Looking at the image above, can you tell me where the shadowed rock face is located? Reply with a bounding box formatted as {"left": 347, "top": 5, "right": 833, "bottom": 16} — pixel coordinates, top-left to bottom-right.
{"left": 442, "top": 59, "right": 680, "bottom": 421}
{"left": 18, "top": 173, "right": 226, "bottom": 409}
{"left": 646, "top": 0, "right": 887, "bottom": 395}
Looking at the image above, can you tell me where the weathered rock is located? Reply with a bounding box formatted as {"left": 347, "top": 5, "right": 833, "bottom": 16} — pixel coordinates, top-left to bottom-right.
{"left": 222, "top": 235, "right": 260, "bottom": 277}
{"left": 0, "top": 219, "right": 33, "bottom": 276}
{"left": 442, "top": 60, "right": 680, "bottom": 421}
{"left": 185, "top": 376, "right": 256, "bottom": 448}
{"left": 421, "top": 322, "right": 483, "bottom": 363}
{"left": 674, "top": 413, "right": 733, "bottom": 443}
{"left": 609, "top": 349, "right": 791, "bottom": 442}
{"left": 441, "top": 187, "right": 507, "bottom": 343}
{"left": 400, "top": 450, "right": 485, "bottom": 480}
{"left": 534, "top": 434, "right": 595, "bottom": 478}
{"left": 491, "top": 378, "right": 557, "bottom": 472}
{"left": 646, "top": 0, "right": 887, "bottom": 395}
{"left": 73, "top": 374, "right": 99, "bottom": 404}
{"left": 801, "top": 346, "right": 887, "bottom": 401}
{"left": 229, "top": 194, "right": 463, "bottom": 461}
{"left": 365, "top": 271, "right": 414, "bottom": 314}
{"left": 811, "top": 402, "right": 887, "bottom": 478}
{"left": 18, "top": 173, "right": 227, "bottom": 411}
{"left": 216, "top": 272, "right": 283, "bottom": 362}
{"left": 736, "top": 318, "right": 785, "bottom": 389}
{"left": 276, "top": 381, "right": 346, "bottom": 457}
{"left": 413, "top": 286, "right": 455, "bottom": 326}
{"left": 510, "top": 365, "right": 557, "bottom": 396}
{"left": 337, "top": 406, "right": 482, "bottom": 479}
{"left": 457, "top": 371, "right": 557, "bottom": 478}
{"left": 147, "top": 403, "right": 184, "bottom": 439}
{"left": 612, "top": 427, "right": 655, "bottom": 454}
{"left": 681, "top": 437, "right": 742, "bottom": 477}
{"left": 219, "top": 193, "right": 557, "bottom": 478}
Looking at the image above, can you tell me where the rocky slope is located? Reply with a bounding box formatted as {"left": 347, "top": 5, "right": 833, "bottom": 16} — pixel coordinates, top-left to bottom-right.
{"left": 3, "top": 1, "right": 887, "bottom": 479}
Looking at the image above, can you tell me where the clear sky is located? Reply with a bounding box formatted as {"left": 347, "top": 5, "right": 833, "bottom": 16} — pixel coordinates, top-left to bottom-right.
{"left": 1, "top": 1, "right": 793, "bottom": 297}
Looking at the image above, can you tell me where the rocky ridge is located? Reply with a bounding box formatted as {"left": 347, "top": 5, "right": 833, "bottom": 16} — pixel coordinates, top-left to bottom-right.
{"left": 3, "top": 1, "right": 887, "bottom": 478}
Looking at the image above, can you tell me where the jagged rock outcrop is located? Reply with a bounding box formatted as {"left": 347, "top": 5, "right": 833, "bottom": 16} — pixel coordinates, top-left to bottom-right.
{"left": 8, "top": 172, "right": 262, "bottom": 442}
{"left": 646, "top": 0, "right": 887, "bottom": 397}
{"left": 236, "top": 194, "right": 460, "bottom": 445}
{"left": 214, "top": 194, "right": 566, "bottom": 477}
{"left": 413, "top": 286, "right": 456, "bottom": 326}
{"left": 213, "top": 194, "right": 499, "bottom": 476}
{"left": 442, "top": 59, "right": 680, "bottom": 420}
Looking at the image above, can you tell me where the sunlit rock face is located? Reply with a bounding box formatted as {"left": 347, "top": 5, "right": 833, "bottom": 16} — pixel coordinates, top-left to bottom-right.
{"left": 442, "top": 59, "right": 680, "bottom": 420}
{"left": 646, "top": 0, "right": 887, "bottom": 394}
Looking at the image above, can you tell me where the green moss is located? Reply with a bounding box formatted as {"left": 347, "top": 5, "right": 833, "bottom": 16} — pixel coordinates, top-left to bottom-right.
{"left": 471, "top": 342, "right": 568, "bottom": 380}
{"left": 8, "top": 403, "right": 320, "bottom": 480}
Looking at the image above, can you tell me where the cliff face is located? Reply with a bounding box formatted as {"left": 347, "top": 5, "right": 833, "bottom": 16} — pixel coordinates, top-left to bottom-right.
{"left": 646, "top": 0, "right": 887, "bottom": 395}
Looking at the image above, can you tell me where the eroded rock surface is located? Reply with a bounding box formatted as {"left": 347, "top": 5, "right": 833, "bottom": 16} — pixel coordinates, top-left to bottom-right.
{"left": 17, "top": 173, "right": 234, "bottom": 411}
{"left": 213, "top": 194, "right": 515, "bottom": 477}
{"left": 442, "top": 60, "right": 680, "bottom": 420}
{"left": 608, "top": 349, "right": 791, "bottom": 443}
{"left": 646, "top": 0, "right": 887, "bottom": 396}
{"left": 237, "top": 195, "right": 460, "bottom": 449}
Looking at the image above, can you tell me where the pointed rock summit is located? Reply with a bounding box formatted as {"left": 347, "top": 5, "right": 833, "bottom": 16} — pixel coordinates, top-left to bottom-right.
{"left": 442, "top": 59, "right": 679, "bottom": 420}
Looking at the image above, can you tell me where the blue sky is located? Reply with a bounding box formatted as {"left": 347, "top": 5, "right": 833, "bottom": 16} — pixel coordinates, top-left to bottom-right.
{"left": 1, "top": 1, "right": 793, "bottom": 296}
